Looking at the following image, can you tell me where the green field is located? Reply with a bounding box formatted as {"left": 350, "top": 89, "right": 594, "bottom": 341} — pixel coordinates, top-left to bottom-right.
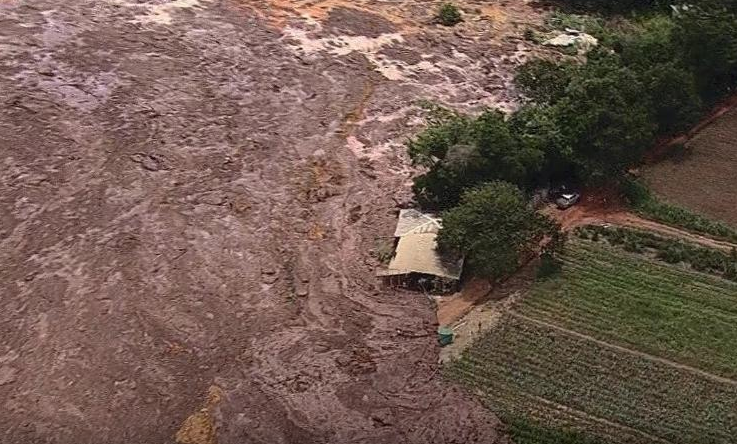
{"left": 448, "top": 239, "right": 737, "bottom": 444}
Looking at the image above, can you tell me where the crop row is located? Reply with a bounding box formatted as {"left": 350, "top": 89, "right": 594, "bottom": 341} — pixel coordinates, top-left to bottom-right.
{"left": 621, "top": 179, "right": 737, "bottom": 243}
{"left": 520, "top": 240, "right": 737, "bottom": 378}
{"left": 448, "top": 315, "right": 737, "bottom": 444}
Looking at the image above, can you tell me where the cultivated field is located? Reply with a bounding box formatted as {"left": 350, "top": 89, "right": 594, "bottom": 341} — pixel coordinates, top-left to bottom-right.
{"left": 449, "top": 239, "right": 737, "bottom": 444}
{"left": 642, "top": 106, "right": 737, "bottom": 227}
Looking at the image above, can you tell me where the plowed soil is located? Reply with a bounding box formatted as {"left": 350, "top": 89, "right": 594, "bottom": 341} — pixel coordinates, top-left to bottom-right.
{"left": 642, "top": 106, "right": 737, "bottom": 227}
{"left": 0, "top": 1, "right": 545, "bottom": 443}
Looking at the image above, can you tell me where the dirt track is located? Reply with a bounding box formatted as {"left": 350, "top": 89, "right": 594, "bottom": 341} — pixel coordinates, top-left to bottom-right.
{"left": 0, "top": 1, "right": 546, "bottom": 443}
{"left": 550, "top": 194, "right": 737, "bottom": 252}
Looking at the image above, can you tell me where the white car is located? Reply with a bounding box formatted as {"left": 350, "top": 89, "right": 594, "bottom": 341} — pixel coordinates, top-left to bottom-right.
{"left": 556, "top": 192, "right": 581, "bottom": 210}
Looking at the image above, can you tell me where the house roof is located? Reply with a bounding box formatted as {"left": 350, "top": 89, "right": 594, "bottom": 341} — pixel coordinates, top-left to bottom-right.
{"left": 378, "top": 232, "right": 463, "bottom": 280}
{"left": 378, "top": 209, "right": 463, "bottom": 280}
{"left": 393, "top": 209, "right": 442, "bottom": 237}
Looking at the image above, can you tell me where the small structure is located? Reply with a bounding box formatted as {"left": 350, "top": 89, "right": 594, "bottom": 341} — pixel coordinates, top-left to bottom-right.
{"left": 377, "top": 209, "right": 463, "bottom": 293}
{"left": 437, "top": 326, "right": 454, "bottom": 346}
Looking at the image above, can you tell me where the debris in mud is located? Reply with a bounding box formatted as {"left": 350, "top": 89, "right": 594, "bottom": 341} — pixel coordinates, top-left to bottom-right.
{"left": 130, "top": 152, "right": 169, "bottom": 172}
{"left": 0, "top": 367, "right": 18, "bottom": 386}
{"left": 544, "top": 29, "right": 598, "bottom": 53}
{"left": 175, "top": 386, "right": 222, "bottom": 444}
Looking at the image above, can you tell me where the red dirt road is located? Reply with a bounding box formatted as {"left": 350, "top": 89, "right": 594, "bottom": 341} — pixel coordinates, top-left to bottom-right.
{"left": 547, "top": 191, "right": 737, "bottom": 251}
{"left": 0, "top": 0, "right": 548, "bottom": 443}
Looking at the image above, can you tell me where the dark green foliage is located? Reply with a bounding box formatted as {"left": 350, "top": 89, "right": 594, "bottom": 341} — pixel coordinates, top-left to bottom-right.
{"left": 555, "top": 0, "right": 660, "bottom": 15}
{"left": 508, "top": 105, "right": 573, "bottom": 183}
{"left": 577, "top": 224, "right": 737, "bottom": 280}
{"left": 640, "top": 62, "right": 702, "bottom": 134}
{"left": 673, "top": 2, "right": 737, "bottom": 99}
{"left": 555, "top": 53, "right": 656, "bottom": 181}
{"left": 606, "top": 14, "right": 704, "bottom": 133}
{"left": 412, "top": 1, "right": 737, "bottom": 207}
{"left": 437, "top": 3, "right": 462, "bottom": 26}
{"left": 516, "top": 59, "right": 575, "bottom": 104}
{"left": 536, "top": 252, "right": 562, "bottom": 279}
{"left": 409, "top": 110, "right": 545, "bottom": 209}
{"left": 437, "top": 181, "right": 558, "bottom": 280}
{"left": 506, "top": 4, "right": 737, "bottom": 185}
{"left": 656, "top": 243, "right": 687, "bottom": 264}
{"left": 619, "top": 178, "right": 651, "bottom": 206}
{"left": 407, "top": 111, "right": 473, "bottom": 167}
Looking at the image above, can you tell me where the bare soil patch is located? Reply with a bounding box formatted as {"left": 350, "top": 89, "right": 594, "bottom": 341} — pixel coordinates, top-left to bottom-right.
{"left": 642, "top": 106, "right": 737, "bottom": 227}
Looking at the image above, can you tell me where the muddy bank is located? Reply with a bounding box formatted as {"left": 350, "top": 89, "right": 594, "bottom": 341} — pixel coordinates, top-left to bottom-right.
{"left": 0, "top": 1, "right": 542, "bottom": 442}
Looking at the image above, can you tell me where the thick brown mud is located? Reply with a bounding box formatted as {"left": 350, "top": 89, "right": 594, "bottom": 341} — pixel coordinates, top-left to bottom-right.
{"left": 0, "top": 1, "right": 544, "bottom": 442}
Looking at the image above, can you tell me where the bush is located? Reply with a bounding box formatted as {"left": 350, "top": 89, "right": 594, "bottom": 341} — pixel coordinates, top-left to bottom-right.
{"left": 437, "top": 3, "right": 462, "bottom": 26}
{"left": 515, "top": 60, "right": 575, "bottom": 104}
{"left": 537, "top": 252, "right": 562, "bottom": 279}
{"left": 656, "top": 243, "right": 686, "bottom": 264}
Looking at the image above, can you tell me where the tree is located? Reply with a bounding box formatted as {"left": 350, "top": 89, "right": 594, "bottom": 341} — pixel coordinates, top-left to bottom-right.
{"left": 554, "top": 53, "right": 656, "bottom": 182}
{"left": 515, "top": 59, "right": 576, "bottom": 104}
{"left": 410, "top": 109, "right": 545, "bottom": 209}
{"left": 407, "top": 113, "right": 473, "bottom": 167}
{"left": 437, "top": 181, "right": 559, "bottom": 280}
{"left": 640, "top": 62, "right": 702, "bottom": 134}
{"left": 674, "top": 3, "right": 737, "bottom": 99}
{"left": 508, "top": 105, "right": 574, "bottom": 184}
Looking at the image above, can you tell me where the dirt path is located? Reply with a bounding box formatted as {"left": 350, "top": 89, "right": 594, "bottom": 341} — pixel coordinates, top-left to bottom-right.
{"left": 0, "top": 1, "right": 549, "bottom": 443}
{"left": 438, "top": 267, "right": 533, "bottom": 363}
{"left": 511, "top": 312, "right": 737, "bottom": 387}
{"left": 547, "top": 192, "right": 737, "bottom": 252}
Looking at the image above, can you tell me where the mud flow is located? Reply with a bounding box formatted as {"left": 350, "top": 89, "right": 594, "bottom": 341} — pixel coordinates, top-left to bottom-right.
{"left": 0, "top": 1, "right": 543, "bottom": 442}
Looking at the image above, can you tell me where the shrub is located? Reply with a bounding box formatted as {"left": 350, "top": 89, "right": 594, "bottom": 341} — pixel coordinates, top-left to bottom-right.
{"left": 537, "top": 252, "right": 562, "bottom": 279}
{"left": 437, "top": 3, "right": 462, "bottom": 26}
{"left": 656, "top": 243, "right": 686, "bottom": 264}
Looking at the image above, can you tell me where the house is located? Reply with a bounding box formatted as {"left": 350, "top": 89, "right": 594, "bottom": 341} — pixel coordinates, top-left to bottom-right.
{"left": 377, "top": 209, "right": 463, "bottom": 292}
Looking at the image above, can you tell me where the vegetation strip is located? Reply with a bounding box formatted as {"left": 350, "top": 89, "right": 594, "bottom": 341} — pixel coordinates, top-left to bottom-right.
{"left": 509, "top": 311, "right": 737, "bottom": 387}
{"left": 622, "top": 179, "right": 737, "bottom": 243}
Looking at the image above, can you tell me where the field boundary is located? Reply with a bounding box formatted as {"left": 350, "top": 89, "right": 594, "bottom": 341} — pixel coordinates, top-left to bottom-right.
{"left": 509, "top": 311, "right": 737, "bottom": 387}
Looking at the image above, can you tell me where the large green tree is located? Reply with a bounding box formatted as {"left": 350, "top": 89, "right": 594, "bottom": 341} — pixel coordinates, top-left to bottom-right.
{"left": 674, "top": 2, "right": 737, "bottom": 99}
{"left": 437, "top": 181, "right": 559, "bottom": 280}
{"left": 410, "top": 110, "right": 545, "bottom": 209}
{"left": 554, "top": 53, "right": 656, "bottom": 182}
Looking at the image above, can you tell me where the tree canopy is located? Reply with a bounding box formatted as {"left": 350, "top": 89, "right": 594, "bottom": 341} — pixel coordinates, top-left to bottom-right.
{"left": 437, "top": 182, "right": 559, "bottom": 280}
{"left": 410, "top": 110, "right": 544, "bottom": 209}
